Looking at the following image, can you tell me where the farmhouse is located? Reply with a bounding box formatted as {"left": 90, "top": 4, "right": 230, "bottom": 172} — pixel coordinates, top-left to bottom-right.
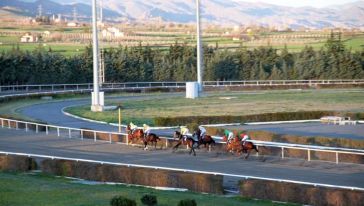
{"left": 102, "top": 27, "right": 125, "bottom": 38}
{"left": 20, "top": 33, "right": 38, "bottom": 43}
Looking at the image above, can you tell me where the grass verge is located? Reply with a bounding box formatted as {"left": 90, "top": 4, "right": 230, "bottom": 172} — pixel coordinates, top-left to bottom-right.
{"left": 64, "top": 89, "right": 364, "bottom": 126}
{"left": 0, "top": 172, "right": 295, "bottom": 206}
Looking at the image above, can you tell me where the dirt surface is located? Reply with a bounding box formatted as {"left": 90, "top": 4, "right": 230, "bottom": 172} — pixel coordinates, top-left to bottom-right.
{"left": 0, "top": 128, "right": 363, "bottom": 191}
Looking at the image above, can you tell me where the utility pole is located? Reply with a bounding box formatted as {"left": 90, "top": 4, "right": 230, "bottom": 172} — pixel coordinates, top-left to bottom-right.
{"left": 91, "top": 0, "right": 104, "bottom": 112}
{"left": 196, "top": 0, "right": 203, "bottom": 93}
{"left": 73, "top": 7, "right": 77, "bottom": 22}
{"left": 38, "top": 4, "right": 43, "bottom": 17}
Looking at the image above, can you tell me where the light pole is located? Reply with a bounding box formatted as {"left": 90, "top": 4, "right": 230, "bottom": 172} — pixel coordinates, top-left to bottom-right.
{"left": 196, "top": 0, "right": 203, "bottom": 93}
{"left": 91, "top": 0, "right": 104, "bottom": 112}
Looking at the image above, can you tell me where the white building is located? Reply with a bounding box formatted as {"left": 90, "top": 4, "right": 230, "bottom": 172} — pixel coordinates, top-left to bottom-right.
{"left": 102, "top": 27, "right": 124, "bottom": 38}
{"left": 67, "top": 22, "right": 78, "bottom": 27}
{"left": 20, "top": 33, "right": 38, "bottom": 43}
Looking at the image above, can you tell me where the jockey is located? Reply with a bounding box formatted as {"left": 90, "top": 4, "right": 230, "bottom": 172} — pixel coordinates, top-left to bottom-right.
{"left": 143, "top": 124, "right": 151, "bottom": 137}
{"left": 198, "top": 125, "right": 206, "bottom": 139}
{"left": 129, "top": 122, "right": 137, "bottom": 134}
{"left": 180, "top": 126, "right": 190, "bottom": 141}
{"left": 224, "top": 129, "right": 234, "bottom": 143}
{"left": 241, "top": 133, "right": 251, "bottom": 146}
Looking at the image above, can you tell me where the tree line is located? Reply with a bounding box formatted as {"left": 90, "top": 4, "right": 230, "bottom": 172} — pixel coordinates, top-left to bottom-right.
{"left": 1, "top": 34, "right": 363, "bottom": 85}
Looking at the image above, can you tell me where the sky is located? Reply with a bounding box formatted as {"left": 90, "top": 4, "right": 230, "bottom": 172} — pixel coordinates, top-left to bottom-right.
{"left": 236, "top": 0, "right": 361, "bottom": 7}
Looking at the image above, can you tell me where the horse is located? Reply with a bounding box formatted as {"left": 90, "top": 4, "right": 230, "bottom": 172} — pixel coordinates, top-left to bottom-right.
{"left": 143, "top": 133, "right": 160, "bottom": 150}
{"left": 126, "top": 125, "right": 144, "bottom": 144}
{"left": 173, "top": 131, "right": 183, "bottom": 140}
{"left": 172, "top": 131, "right": 199, "bottom": 156}
{"left": 223, "top": 135, "right": 259, "bottom": 159}
{"left": 224, "top": 136, "right": 242, "bottom": 154}
{"left": 194, "top": 130, "right": 216, "bottom": 150}
{"left": 240, "top": 141, "right": 259, "bottom": 159}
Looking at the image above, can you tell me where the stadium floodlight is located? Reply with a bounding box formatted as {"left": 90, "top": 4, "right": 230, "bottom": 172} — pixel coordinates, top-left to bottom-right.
{"left": 91, "top": 0, "right": 104, "bottom": 112}
{"left": 196, "top": 0, "right": 203, "bottom": 93}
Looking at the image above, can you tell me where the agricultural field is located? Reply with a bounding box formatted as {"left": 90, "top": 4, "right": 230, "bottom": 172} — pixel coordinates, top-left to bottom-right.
{"left": 1, "top": 23, "right": 363, "bottom": 56}
{"left": 0, "top": 172, "right": 295, "bottom": 206}
{"left": 0, "top": 41, "right": 86, "bottom": 56}
{"left": 65, "top": 89, "right": 364, "bottom": 126}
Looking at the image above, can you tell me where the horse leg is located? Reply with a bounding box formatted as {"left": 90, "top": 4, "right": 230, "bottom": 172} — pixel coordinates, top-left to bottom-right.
{"left": 173, "top": 142, "right": 181, "bottom": 151}
{"left": 245, "top": 150, "right": 251, "bottom": 159}
{"left": 191, "top": 147, "right": 196, "bottom": 156}
{"left": 143, "top": 141, "right": 148, "bottom": 150}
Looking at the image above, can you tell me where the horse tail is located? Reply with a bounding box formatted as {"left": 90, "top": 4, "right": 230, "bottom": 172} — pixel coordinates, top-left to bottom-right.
{"left": 253, "top": 144, "right": 259, "bottom": 152}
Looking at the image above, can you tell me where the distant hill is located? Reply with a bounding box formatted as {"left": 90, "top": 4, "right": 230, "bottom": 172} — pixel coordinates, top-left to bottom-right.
{"left": 0, "top": 0, "right": 120, "bottom": 20}
{"left": 1, "top": 0, "right": 364, "bottom": 29}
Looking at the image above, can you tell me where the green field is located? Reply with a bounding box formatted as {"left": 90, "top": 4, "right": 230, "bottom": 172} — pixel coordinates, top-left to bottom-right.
{"left": 0, "top": 42, "right": 86, "bottom": 56}
{"left": 64, "top": 89, "right": 364, "bottom": 126}
{"left": 1, "top": 23, "right": 363, "bottom": 56}
{"left": 0, "top": 172, "right": 294, "bottom": 206}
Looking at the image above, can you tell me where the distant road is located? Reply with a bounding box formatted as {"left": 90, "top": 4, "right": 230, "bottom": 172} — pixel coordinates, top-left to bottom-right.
{"left": 18, "top": 92, "right": 364, "bottom": 140}
{"left": 223, "top": 123, "right": 364, "bottom": 140}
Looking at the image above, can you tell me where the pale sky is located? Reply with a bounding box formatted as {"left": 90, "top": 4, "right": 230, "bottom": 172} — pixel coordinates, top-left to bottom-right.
{"left": 235, "top": 0, "right": 361, "bottom": 8}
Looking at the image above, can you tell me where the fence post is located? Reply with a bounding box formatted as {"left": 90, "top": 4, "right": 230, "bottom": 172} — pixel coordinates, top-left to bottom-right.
{"left": 126, "top": 134, "right": 129, "bottom": 145}
{"left": 307, "top": 149, "right": 311, "bottom": 161}
{"left": 16, "top": 122, "right": 18, "bottom": 130}
{"left": 68, "top": 129, "right": 71, "bottom": 138}
{"left": 57, "top": 128, "right": 60, "bottom": 137}
{"left": 25, "top": 123, "right": 28, "bottom": 132}
{"left": 94, "top": 131, "right": 97, "bottom": 142}
{"left": 336, "top": 152, "right": 339, "bottom": 164}
{"left": 8, "top": 120, "right": 11, "bottom": 129}
{"left": 36, "top": 124, "right": 38, "bottom": 133}
{"left": 109, "top": 133, "right": 112, "bottom": 143}
{"left": 165, "top": 139, "right": 168, "bottom": 148}
{"left": 256, "top": 145, "right": 259, "bottom": 156}
{"left": 81, "top": 130, "right": 83, "bottom": 140}
{"left": 46, "top": 126, "right": 48, "bottom": 135}
{"left": 281, "top": 147, "right": 284, "bottom": 159}
{"left": 1, "top": 119, "right": 3, "bottom": 128}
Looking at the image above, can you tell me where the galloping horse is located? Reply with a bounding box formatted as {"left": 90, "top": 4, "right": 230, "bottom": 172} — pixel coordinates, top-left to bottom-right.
{"left": 223, "top": 136, "right": 259, "bottom": 159}
{"left": 143, "top": 133, "right": 160, "bottom": 150}
{"left": 240, "top": 141, "right": 259, "bottom": 159}
{"left": 194, "top": 129, "right": 215, "bottom": 150}
{"left": 126, "top": 125, "right": 144, "bottom": 144}
{"left": 172, "top": 131, "right": 199, "bottom": 156}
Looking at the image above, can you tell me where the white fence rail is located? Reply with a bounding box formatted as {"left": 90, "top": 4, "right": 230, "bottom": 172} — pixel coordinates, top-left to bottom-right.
{"left": 0, "top": 117, "right": 363, "bottom": 165}
{"left": 1, "top": 79, "right": 363, "bottom": 93}
{"left": 0, "top": 150, "right": 363, "bottom": 191}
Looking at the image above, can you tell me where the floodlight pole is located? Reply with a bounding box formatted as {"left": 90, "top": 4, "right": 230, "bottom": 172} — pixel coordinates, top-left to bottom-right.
{"left": 91, "top": 0, "right": 104, "bottom": 112}
{"left": 196, "top": 0, "right": 203, "bottom": 92}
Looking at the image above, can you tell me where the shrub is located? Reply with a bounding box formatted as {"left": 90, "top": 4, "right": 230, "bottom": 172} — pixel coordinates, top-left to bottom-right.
{"left": 153, "top": 111, "right": 342, "bottom": 126}
{"left": 140, "top": 194, "right": 157, "bottom": 206}
{"left": 110, "top": 196, "right": 136, "bottom": 206}
{"left": 177, "top": 199, "right": 197, "bottom": 206}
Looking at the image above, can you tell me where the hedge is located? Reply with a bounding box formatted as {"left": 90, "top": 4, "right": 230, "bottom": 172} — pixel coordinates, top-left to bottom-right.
{"left": 154, "top": 111, "right": 335, "bottom": 126}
